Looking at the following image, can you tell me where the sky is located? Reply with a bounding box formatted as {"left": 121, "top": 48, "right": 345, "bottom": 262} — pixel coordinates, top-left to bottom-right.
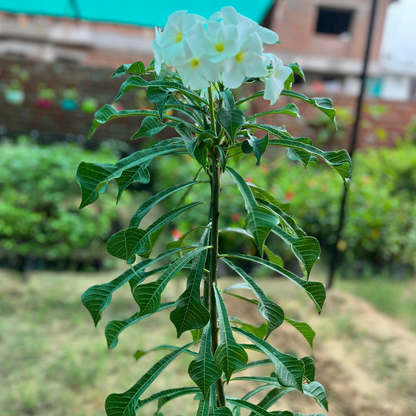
{"left": 381, "top": 0, "right": 416, "bottom": 68}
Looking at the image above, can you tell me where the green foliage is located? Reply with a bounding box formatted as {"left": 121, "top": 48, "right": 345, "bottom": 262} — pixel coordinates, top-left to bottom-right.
{"left": 0, "top": 138, "right": 119, "bottom": 267}
{"left": 77, "top": 58, "right": 349, "bottom": 415}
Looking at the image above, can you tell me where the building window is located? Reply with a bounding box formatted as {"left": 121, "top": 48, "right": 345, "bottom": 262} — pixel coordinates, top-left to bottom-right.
{"left": 316, "top": 8, "right": 353, "bottom": 35}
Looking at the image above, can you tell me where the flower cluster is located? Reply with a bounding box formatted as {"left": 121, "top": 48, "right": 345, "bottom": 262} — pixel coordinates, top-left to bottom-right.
{"left": 152, "top": 7, "right": 292, "bottom": 104}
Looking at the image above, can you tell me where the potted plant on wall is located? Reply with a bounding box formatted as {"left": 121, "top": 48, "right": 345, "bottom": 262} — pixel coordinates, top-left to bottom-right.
{"left": 4, "top": 79, "right": 25, "bottom": 106}
{"left": 61, "top": 87, "right": 81, "bottom": 111}
{"left": 35, "top": 83, "right": 55, "bottom": 109}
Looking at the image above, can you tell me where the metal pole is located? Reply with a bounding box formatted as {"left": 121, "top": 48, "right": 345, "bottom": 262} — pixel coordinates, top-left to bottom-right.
{"left": 327, "top": 0, "right": 379, "bottom": 289}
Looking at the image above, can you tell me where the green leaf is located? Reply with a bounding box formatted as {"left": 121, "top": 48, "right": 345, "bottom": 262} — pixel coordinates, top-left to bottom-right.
{"left": 264, "top": 246, "right": 284, "bottom": 267}
{"left": 221, "top": 258, "right": 284, "bottom": 339}
{"left": 231, "top": 376, "right": 283, "bottom": 388}
{"left": 112, "top": 61, "right": 146, "bottom": 77}
{"left": 303, "top": 382, "right": 329, "bottom": 411}
{"left": 147, "top": 87, "right": 170, "bottom": 120}
{"left": 81, "top": 261, "right": 149, "bottom": 326}
{"left": 235, "top": 89, "right": 336, "bottom": 127}
{"left": 270, "top": 413, "right": 326, "bottom": 416}
{"left": 229, "top": 318, "right": 269, "bottom": 339}
{"left": 252, "top": 388, "right": 288, "bottom": 415}
{"left": 108, "top": 202, "right": 202, "bottom": 261}
{"left": 133, "top": 246, "right": 210, "bottom": 318}
{"left": 170, "top": 229, "right": 211, "bottom": 337}
{"left": 105, "top": 342, "right": 195, "bottom": 416}
{"left": 288, "top": 63, "right": 306, "bottom": 82}
{"left": 88, "top": 104, "right": 157, "bottom": 138}
{"left": 246, "top": 104, "right": 300, "bottom": 121}
{"left": 271, "top": 226, "right": 320, "bottom": 279}
{"left": 105, "top": 302, "right": 174, "bottom": 349}
{"left": 237, "top": 359, "right": 272, "bottom": 373}
{"left": 175, "top": 122, "right": 198, "bottom": 158}
{"left": 232, "top": 327, "right": 304, "bottom": 391}
{"left": 220, "top": 90, "right": 235, "bottom": 109}
{"left": 195, "top": 140, "right": 209, "bottom": 170}
{"left": 301, "top": 356, "right": 315, "bottom": 382}
{"left": 213, "top": 285, "right": 248, "bottom": 382}
{"left": 281, "top": 90, "right": 337, "bottom": 128}
{"left": 225, "top": 254, "right": 326, "bottom": 314}
{"left": 134, "top": 344, "right": 197, "bottom": 361}
{"left": 114, "top": 76, "right": 204, "bottom": 104}
{"left": 188, "top": 324, "right": 222, "bottom": 399}
{"left": 166, "top": 226, "right": 208, "bottom": 251}
{"left": 114, "top": 162, "right": 151, "bottom": 203}
{"left": 217, "top": 107, "right": 246, "bottom": 143}
{"left": 191, "top": 328, "right": 204, "bottom": 341}
{"left": 106, "top": 228, "right": 149, "bottom": 261}
{"left": 248, "top": 185, "right": 291, "bottom": 215}
{"left": 129, "top": 181, "right": 200, "bottom": 228}
{"left": 227, "top": 398, "right": 275, "bottom": 416}
{"left": 284, "top": 72, "right": 295, "bottom": 90}
{"left": 284, "top": 318, "right": 315, "bottom": 349}
{"left": 226, "top": 166, "right": 279, "bottom": 255}
{"left": 241, "top": 134, "right": 269, "bottom": 166}
{"left": 255, "top": 198, "right": 304, "bottom": 237}
{"left": 76, "top": 138, "right": 185, "bottom": 208}
{"left": 131, "top": 116, "right": 168, "bottom": 140}
{"left": 135, "top": 387, "right": 199, "bottom": 412}
{"left": 216, "top": 145, "right": 227, "bottom": 172}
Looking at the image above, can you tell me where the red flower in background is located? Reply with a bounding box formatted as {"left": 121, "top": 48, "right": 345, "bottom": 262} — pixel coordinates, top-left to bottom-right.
{"left": 284, "top": 191, "right": 295, "bottom": 201}
{"left": 231, "top": 213, "right": 241, "bottom": 222}
{"left": 171, "top": 228, "right": 183, "bottom": 240}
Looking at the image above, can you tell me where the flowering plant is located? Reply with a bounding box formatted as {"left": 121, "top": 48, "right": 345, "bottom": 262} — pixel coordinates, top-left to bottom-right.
{"left": 77, "top": 7, "right": 352, "bottom": 416}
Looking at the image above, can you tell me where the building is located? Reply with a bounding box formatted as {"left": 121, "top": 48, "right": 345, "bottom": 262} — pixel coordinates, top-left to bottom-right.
{"left": 0, "top": 1, "right": 415, "bottom": 145}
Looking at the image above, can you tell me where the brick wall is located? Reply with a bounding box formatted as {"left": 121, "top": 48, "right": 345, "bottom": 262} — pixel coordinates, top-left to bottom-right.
{"left": 0, "top": 57, "right": 161, "bottom": 148}
{"left": 269, "top": 0, "right": 391, "bottom": 62}
{"left": 252, "top": 85, "right": 416, "bottom": 150}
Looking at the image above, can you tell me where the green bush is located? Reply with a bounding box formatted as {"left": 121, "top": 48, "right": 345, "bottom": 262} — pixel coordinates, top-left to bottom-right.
{"left": 0, "top": 137, "right": 122, "bottom": 269}
{"left": 153, "top": 140, "right": 416, "bottom": 275}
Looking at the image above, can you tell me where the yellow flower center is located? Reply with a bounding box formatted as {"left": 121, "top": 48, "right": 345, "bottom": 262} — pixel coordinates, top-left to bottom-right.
{"left": 190, "top": 58, "right": 200, "bottom": 69}
{"left": 235, "top": 51, "right": 245, "bottom": 63}
{"left": 215, "top": 43, "right": 225, "bottom": 53}
{"left": 175, "top": 32, "right": 183, "bottom": 43}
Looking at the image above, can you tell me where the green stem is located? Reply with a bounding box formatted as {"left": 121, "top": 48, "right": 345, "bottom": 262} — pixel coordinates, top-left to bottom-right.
{"left": 208, "top": 85, "right": 217, "bottom": 139}
{"left": 207, "top": 85, "right": 226, "bottom": 407}
{"left": 209, "top": 147, "right": 226, "bottom": 407}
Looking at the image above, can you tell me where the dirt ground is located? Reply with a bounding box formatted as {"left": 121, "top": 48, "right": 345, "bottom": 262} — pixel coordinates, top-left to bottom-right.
{"left": 223, "top": 282, "right": 416, "bottom": 416}
{"left": 1, "top": 270, "right": 415, "bottom": 416}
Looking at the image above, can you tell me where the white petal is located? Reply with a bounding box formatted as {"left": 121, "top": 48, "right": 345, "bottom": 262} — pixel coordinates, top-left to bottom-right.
{"left": 220, "top": 6, "right": 242, "bottom": 25}
{"left": 221, "top": 66, "right": 245, "bottom": 89}
{"left": 276, "top": 65, "right": 293, "bottom": 86}
{"left": 241, "top": 32, "right": 263, "bottom": 55}
{"left": 243, "top": 53, "right": 268, "bottom": 78}
{"left": 256, "top": 26, "right": 279, "bottom": 44}
{"left": 187, "top": 22, "right": 206, "bottom": 56}
{"left": 264, "top": 76, "right": 279, "bottom": 105}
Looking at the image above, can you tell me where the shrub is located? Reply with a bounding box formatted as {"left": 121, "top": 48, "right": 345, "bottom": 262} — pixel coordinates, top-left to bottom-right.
{"left": 154, "top": 140, "right": 416, "bottom": 275}
{"left": 0, "top": 137, "right": 122, "bottom": 270}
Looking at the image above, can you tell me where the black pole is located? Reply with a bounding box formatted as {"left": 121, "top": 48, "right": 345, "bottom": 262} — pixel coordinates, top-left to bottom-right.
{"left": 327, "top": 0, "right": 378, "bottom": 289}
{"left": 69, "top": 0, "right": 82, "bottom": 20}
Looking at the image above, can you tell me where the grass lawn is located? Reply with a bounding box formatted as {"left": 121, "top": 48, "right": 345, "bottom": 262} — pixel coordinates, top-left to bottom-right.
{"left": 0, "top": 267, "right": 415, "bottom": 416}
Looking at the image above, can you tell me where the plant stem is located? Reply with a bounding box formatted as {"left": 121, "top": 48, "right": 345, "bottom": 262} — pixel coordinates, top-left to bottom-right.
{"left": 207, "top": 84, "right": 226, "bottom": 407}
{"left": 209, "top": 147, "right": 226, "bottom": 407}
{"left": 208, "top": 85, "right": 217, "bottom": 137}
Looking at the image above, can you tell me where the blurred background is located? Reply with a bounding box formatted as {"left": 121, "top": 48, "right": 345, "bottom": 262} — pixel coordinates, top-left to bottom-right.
{"left": 0, "top": 1, "right": 415, "bottom": 415}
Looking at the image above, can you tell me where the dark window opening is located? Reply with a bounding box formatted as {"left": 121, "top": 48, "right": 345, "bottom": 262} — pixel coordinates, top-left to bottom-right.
{"left": 316, "top": 8, "right": 353, "bottom": 35}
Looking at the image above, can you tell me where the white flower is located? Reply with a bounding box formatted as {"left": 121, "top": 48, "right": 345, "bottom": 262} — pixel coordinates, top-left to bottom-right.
{"left": 263, "top": 54, "right": 293, "bottom": 105}
{"left": 158, "top": 10, "right": 206, "bottom": 67}
{"left": 200, "top": 21, "right": 239, "bottom": 64}
{"left": 221, "top": 32, "right": 268, "bottom": 89}
{"left": 152, "top": 27, "right": 163, "bottom": 74}
{"left": 174, "top": 23, "right": 219, "bottom": 90}
{"left": 212, "top": 6, "right": 279, "bottom": 45}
